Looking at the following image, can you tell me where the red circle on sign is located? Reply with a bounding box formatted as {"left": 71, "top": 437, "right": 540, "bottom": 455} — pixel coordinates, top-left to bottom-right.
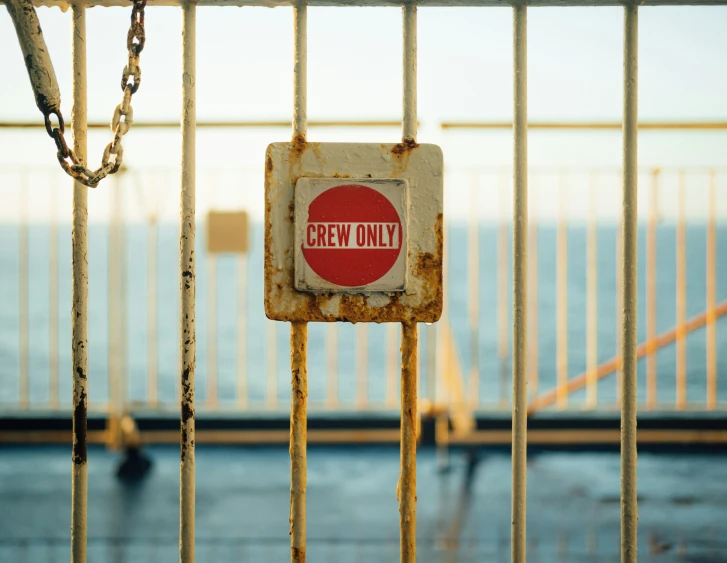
{"left": 302, "top": 184, "right": 403, "bottom": 287}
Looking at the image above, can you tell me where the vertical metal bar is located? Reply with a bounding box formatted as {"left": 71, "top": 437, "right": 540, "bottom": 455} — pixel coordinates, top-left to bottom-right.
{"left": 180, "top": 2, "right": 197, "bottom": 561}
{"left": 268, "top": 321, "right": 278, "bottom": 408}
{"left": 400, "top": 5, "right": 418, "bottom": 562}
{"left": 290, "top": 321, "right": 308, "bottom": 563}
{"left": 237, "top": 255, "right": 248, "bottom": 407}
{"left": 402, "top": 2, "right": 417, "bottom": 142}
{"left": 19, "top": 173, "right": 29, "bottom": 408}
{"left": 119, "top": 186, "right": 128, "bottom": 413}
{"left": 646, "top": 169, "right": 659, "bottom": 410}
{"left": 148, "top": 214, "right": 158, "bottom": 407}
{"left": 706, "top": 171, "right": 717, "bottom": 410}
{"left": 356, "top": 324, "right": 368, "bottom": 409}
{"left": 498, "top": 173, "right": 509, "bottom": 406}
{"left": 676, "top": 170, "right": 687, "bottom": 410}
{"left": 621, "top": 5, "right": 639, "bottom": 563}
{"left": 586, "top": 173, "right": 598, "bottom": 409}
{"left": 49, "top": 176, "right": 59, "bottom": 408}
{"left": 400, "top": 321, "right": 418, "bottom": 563}
{"left": 326, "top": 323, "right": 338, "bottom": 408}
{"left": 512, "top": 5, "right": 528, "bottom": 563}
{"left": 207, "top": 255, "right": 218, "bottom": 407}
{"left": 70, "top": 3, "right": 88, "bottom": 561}
{"left": 468, "top": 174, "right": 480, "bottom": 408}
{"left": 556, "top": 174, "right": 568, "bottom": 409}
{"left": 386, "top": 323, "right": 398, "bottom": 408}
{"left": 291, "top": 4, "right": 308, "bottom": 563}
{"left": 528, "top": 177, "right": 538, "bottom": 399}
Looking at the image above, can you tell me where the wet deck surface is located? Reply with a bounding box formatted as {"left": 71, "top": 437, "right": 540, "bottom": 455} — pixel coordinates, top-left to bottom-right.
{"left": 0, "top": 445, "right": 725, "bottom": 562}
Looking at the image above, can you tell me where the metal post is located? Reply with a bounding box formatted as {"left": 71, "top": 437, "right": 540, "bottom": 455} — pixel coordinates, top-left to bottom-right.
{"left": 326, "top": 323, "right": 338, "bottom": 408}
{"left": 291, "top": 4, "right": 308, "bottom": 562}
{"left": 621, "top": 5, "right": 639, "bottom": 563}
{"left": 19, "top": 173, "right": 29, "bottom": 408}
{"left": 586, "top": 173, "right": 598, "bottom": 408}
{"left": 356, "top": 324, "right": 368, "bottom": 408}
{"left": 148, "top": 213, "right": 158, "bottom": 407}
{"left": 49, "top": 177, "right": 59, "bottom": 408}
{"left": 557, "top": 173, "right": 568, "bottom": 409}
{"left": 180, "top": 2, "right": 196, "bottom": 561}
{"left": 400, "top": 5, "right": 418, "bottom": 562}
{"left": 468, "top": 174, "right": 480, "bottom": 407}
{"left": 676, "top": 170, "right": 687, "bottom": 409}
{"left": 108, "top": 173, "right": 122, "bottom": 447}
{"left": 207, "top": 255, "right": 218, "bottom": 406}
{"left": 512, "top": 5, "right": 528, "bottom": 563}
{"left": 400, "top": 321, "right": 418, "bottom": 563}
{"left": 237, "top": 255, "right": 248, "bottom": 407}
{"left": 706, "top": 171, "right": 717, "bottom": 410}
{"left": 646, "top": 169, "right": 659, "bottom": 410}
{"left": 290, "top": 321, "right": 308, "bottom": 563}
{"left": 617, "top": 219, "right": 623, "bottom": 407}
{"left": 71, "top": 3, "right": 88, "bottom": 561}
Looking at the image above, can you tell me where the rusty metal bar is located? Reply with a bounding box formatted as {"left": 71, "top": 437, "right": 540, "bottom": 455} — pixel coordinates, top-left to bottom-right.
{"left": 386, "top": 323, "right": 398, "bottom": 408}
{"left": 676, "top": 170, "right": 687, "bottom": 409}
{"left": 49, "top": 177, "right": 59, "bottom": 408}
{"left": 468, "top": 174, "right": 480, "bottom": 407}
{"left": 148, "top": 214, "right": 158, "bottom": 407}
{"left": 290, "top": 321, "right": 308, "bottom": 563}
{"left": 586, "top": 173, "right": 598, "bottom": 408}
{"left": 326, "top": 323, "right": 338, "bottom": 407}
{"left": 706, "top": 171, "right": 717, "bottom": 410}
{"left": 621, "top": 5, "right": 639, "bottom": 562}
{"left": 528, "top": 178, "right": 538, "bottom": 399}
{"left": 400, "top": 321, "right": 418, "bottom": 563}
{"left": 557, "top": 174, "right": 568, "bottom": 409}
{"left": 237, "top": 255, "right": 248, "bottom": 407}
{"left": 512, "top": 4, "right": 528, "bottom": 563}
{"left": 268, "top": 321, "right": 279, "bottom": 408}
{"left": 207, "top": 255, "right": 218, "bottom": 406}
{"left": 70, "top": 3, "right": 88, "bottom": 561}
{"left": 498, "top": 173, "right": 509, "bottom": 406}
{"left": 180, "top": 2, "right": 197, "bottom": 561}
{"left": 19, "top": 173, "right": 29, "bottom": 408}
{"left": 646, "top": 169, "right": 659, "bottom": 410}
{"left": 0, "top": 119, "right": 407, "bottom": 129}
{"left": 356, "top": 324, "right": 369, "bottom": 409}
{"left": 290, "top": 4, "right": 308, "bottom": 563}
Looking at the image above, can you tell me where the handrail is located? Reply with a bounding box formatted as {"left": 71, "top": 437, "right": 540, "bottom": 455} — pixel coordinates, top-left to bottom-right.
{"left": 527, "top": 300, "right": 727, "bottom": 414}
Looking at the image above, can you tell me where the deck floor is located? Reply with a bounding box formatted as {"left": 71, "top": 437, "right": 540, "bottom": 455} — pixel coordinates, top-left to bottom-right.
{"left": 0, "top": 445, "right": 725, "bottom": 562}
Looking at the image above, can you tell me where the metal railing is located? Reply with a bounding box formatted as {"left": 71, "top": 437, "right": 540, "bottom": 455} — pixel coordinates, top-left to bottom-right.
{"left": 2, "top": 1, "right": 727, "bottom": 562}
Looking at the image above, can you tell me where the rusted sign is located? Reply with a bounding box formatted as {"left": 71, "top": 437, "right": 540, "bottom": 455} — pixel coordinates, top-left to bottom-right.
{"left": 264, "top": 141, "right": 443, "bottom": 323}
{"left": 206, "top": 210, "right": 249, "bottom": 254}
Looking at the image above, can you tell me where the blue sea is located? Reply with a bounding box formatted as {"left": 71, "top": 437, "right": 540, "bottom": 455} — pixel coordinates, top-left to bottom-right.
{"left": 0, "top": 221, "right": 726, "bottom": 411}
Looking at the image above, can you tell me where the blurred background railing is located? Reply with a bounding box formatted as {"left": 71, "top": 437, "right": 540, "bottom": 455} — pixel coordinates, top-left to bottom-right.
{"left": 1, "top": 126, "right": 725, "bottom": 440}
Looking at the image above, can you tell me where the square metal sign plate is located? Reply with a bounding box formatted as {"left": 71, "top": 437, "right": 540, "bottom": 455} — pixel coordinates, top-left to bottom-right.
{"left": 264, "top": 141, "right": 443, "bottom": 324}
{"left": 294, "top": 177, "right": 409, "bottom": 293}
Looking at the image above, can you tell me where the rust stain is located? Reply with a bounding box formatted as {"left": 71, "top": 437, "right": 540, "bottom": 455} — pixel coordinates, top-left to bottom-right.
{"left": 291, "top": 546, "right": 306, "bottom": 563}
{"left": 390, "top": 138, "right": 420, "bottom": 178}
{"left": 391, "top": 137, "right": 420, "bottom": 156}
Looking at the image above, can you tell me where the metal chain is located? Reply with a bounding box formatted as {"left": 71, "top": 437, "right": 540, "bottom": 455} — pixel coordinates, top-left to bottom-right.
{"left": 44, "top": 0, "right": 147, "bottom": 188}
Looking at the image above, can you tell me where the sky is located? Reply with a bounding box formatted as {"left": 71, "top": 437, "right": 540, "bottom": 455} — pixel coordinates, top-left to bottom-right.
{"left": 0, "top": 4, "right": 726, "bottom": 222}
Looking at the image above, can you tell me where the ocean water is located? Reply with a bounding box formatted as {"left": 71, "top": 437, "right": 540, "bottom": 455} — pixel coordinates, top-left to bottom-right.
{"left": 0, "top": 222, "right": 726, "bottom": 411}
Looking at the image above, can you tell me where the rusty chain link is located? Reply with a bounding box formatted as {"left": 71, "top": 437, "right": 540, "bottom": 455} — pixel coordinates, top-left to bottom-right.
{"left": 43, "top": 0, "right": 147, "bottom": 188}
